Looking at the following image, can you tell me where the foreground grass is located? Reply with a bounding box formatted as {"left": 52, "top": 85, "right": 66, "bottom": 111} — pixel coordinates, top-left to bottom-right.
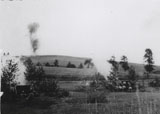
{"left": 2, "top": 92, "right": 160, "bottom": 114}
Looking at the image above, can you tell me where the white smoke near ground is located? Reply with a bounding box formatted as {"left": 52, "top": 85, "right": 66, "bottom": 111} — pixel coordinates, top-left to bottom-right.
{"left": 92, "top": 56, "right": 111, "bottom": 80}
{"left": 15, "top": 57, "right": 27, "bottom": 85}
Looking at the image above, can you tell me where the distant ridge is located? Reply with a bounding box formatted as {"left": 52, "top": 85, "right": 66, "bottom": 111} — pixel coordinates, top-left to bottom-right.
{"left": 22, "top": 55, "right": 91, "bottom": 60}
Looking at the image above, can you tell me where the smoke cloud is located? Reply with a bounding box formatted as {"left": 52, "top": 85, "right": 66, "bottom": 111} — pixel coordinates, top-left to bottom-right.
{"left": 28, "top": 23, "right": 39, "bottom": 54}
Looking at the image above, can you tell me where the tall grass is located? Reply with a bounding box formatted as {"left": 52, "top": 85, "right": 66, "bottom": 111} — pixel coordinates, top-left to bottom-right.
{"left": 60, "top": 92, "right": 160, "bottom": 114}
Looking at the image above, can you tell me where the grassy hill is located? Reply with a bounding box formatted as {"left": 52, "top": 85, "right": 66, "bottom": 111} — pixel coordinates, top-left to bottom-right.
{"left": 118, "top": 62, "right": 160, "bottom": 79}
{"left": 21, "top": 55, "right": 90, "bottom": 67}
{"left": 43, "top": 66, "right": 97, "bottom": 77}
{"left": 21, "top": 55, "right": 97, "bottom": 80}
{"left": 20, "top": 55, "right": 160, "bottom": 79}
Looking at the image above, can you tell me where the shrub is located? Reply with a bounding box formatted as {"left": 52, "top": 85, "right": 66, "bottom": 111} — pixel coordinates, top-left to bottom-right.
{"left": 138, "top": 83, "right": 146, "bottom": 92}
{"left": 74, "top": 85, "right": 89, "bottom": 92}
{"left": 67, "top": 62, "right": 76, "bottom": 68}
{"left": 78, "top": 63, "right": 83, "bottom": 69}
{"left": 40, "top": 79, "right": 59, "bottom": 97}
{"left": 39, "top": 79, "right": 69, "bottom": 98}
{"left": 36, "top": 62, "right": 41, "bottom": 66}
{"left": 149, "top": 78, "right": 160, "bottom": 87}
{"left": 54, "top": 59, "right": 59, "bottom": 67}
{"left": 87, "top": 91, "right": 108, "bottom": 103}
{"left": 1, "top": 59, "right": 19, "bottom": 102}
{"left": 45, "top": 62, "right": 50, "bottom": 67}
{"left": 57, "top": 89, "right": 70, "bottom": 98}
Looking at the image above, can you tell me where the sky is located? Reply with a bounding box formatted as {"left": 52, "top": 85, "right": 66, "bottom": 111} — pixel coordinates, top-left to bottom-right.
{"left": 1, "top": 0, "right": 160, "bottom": 75}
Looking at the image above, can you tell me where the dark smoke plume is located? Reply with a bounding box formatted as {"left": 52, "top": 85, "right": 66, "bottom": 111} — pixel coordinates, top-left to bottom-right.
{"left": 28, "top": 23, "right": 39, "bottom": 54}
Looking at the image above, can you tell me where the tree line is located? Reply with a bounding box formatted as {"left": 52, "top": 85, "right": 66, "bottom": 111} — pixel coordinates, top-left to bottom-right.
{"left": 37, "top": 59, "right": 94, "bottom": 69}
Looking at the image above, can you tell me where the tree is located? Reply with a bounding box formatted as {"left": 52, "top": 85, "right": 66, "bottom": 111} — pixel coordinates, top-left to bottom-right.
{"left": 87, "top": 73, "right": 107, "bottom": 104}
{"left": 119, "top": 55, "right": 129, "bottom": 71}
{"left": 107, "top": 56, "right": 119, "bottom": 90}
{"left": 24, "top": 58, "right": 45, "bottom": 86}
{"left": 108, "top": 56, "right": 119, "bottom": 78}
{"left": 54, "top": 59, "right": 59, "bottom": 67}
{"left": 24, "top": 58, "right": 69, "bottom": 97}
{"left": 66, "top": 62, "right": 76, "bottom": 68}
{"left": 1, "top": 59, "right": 19, "bottom": 93}
{"left": 128, "top": 66, "right": 137, "bottom": 81}
{"left": 36, "top": 66, "right": 45, "bottom": 81}
{"left": 24, "top": 58, "right": 37, "bottom": 81}
{"left": 84, "top": 59, "right": 94, "bottom": 68}
{"left": 144, "top": 48, "right": 154, "bottom": 79}
{"left": 36, "top": 62, "right": 41, "bottom": 66}
{"left": 78, "top": 63, "right": 83, "bottom": 68}
{"left": 45, "top": 62, "right": 50, "bottom": 67}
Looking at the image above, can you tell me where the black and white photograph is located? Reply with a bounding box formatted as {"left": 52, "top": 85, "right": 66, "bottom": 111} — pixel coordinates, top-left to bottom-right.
{"left": 1, "top": 0, "right": 160, "bottom": 114}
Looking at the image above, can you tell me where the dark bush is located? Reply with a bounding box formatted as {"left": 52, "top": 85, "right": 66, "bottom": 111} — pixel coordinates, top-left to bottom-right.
{"left": 45, "top": 62, "right": 50, "bottom": 67}
{"left": 39, "top": 80, "right": 59, "bottom": 97}
{"left": 78, "top": 63, "right": 83, "bottom": 69}
{"left": 57, "top": 89, "right": 69, "bottom": 98}
{"left": 36, "top": 62, "right": 41, "bottom": 66}
{"left": 67, "top": 62, "right": 76, "bottom": 68}
{"left": 39, "top": 79, "right": 69, "bottom": 98}
{"left": 74, "top": 85, "right": 89, "bottom": 92}
{"left": 138, "top": 83, "right": 146, "bottom": 92}
{"left": 101, "top": 80, "right": 136, "bottom": 92}
{"left": 149, "top": 78, "right": 160, "bottom": 87}
{"left": 54, "top": 59, "right": 59, "bottom": 67}
{"left": 87, "top": 92, "right": 108, "bottom": 103}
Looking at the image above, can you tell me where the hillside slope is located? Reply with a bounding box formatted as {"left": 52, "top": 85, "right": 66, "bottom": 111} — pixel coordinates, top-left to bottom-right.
{"left": 21, "top": 55, "right": 97, "bottom": 80}
{"left": 21, "top": 55, "right": 91, "bottom": 67}
{"left": 118, "top": 62, "right": 160, "bottom": 79}
{"left": 43, "top": 66, "right": 97, "bottom": 77}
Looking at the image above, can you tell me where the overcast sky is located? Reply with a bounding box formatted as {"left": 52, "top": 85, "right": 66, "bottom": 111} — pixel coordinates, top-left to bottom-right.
{"left": 1, "top": 0, "right": 160, "bottom": 75}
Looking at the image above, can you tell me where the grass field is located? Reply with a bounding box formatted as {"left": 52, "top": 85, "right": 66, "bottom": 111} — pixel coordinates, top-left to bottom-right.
{"left": 2, "top": 91, "right": 160, "bottom": 114}
{"left": 43, "top": 66, "right": 97, "bottom": 77}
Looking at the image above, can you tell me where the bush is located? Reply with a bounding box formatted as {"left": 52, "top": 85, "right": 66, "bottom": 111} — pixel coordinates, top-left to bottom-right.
{"left": 74, "top": 85, "right": 89, "bottom": 92}
{"left": 45, "top": 62, "right": 50, "bottom": 67}
{"left": 57, "top": 89, "right": 70, "bottom": 98}
{"left": 54, "top": 59, "right": 59, "bottom": 67}
{"left": 67, "top": 62, "right": 76, "bottom": 68}
{"left": 39, "top": 79, "right": 69, "bottom": 98}
{"left": 87, "top": 91, "right": 108, "bottom": 103}
{"left": 101, "top": 80, "right": 137, "bottom": 92}
{"left": 36, "top": 62, "right": 41, "bottom": 66}
{"left": 78, "top": 63, "right": 83, "bottom": 69}
{"left": 39, "top": 80, "right": 59, "bottom": 97}
{"left": 149, "top": 78, "right": 160, "bottom": 87}
{"left": 138, "top": 83, "right": 146, "bottom": 92}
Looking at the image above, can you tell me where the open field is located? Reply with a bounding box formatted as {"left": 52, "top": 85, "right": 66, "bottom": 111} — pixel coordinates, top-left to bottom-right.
{"left": 43, "top": 66, "right": 97, "bottom": 78}
{"left": 58, "top": 81, "right": 90, "bottom": 90}
{"left": 2, "top": 91, "right": 160, "bottom": 114}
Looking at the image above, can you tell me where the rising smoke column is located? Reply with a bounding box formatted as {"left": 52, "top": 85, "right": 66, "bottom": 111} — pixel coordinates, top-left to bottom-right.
{"left": 28, "top": 23, "right": 39, "bottom": 54}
